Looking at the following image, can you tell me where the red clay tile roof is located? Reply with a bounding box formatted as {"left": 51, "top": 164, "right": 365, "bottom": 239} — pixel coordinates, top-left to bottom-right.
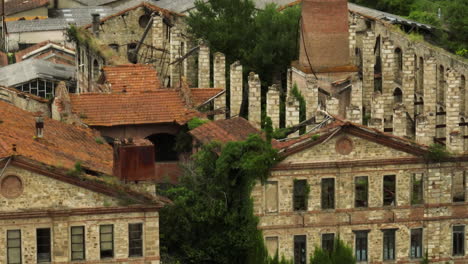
{"left": 70, "top": 88, "right": 223, "bottom": 126}
{"left": 0, "top": 100, "right": 113, "bottom": 174}
{"left": 1, "top": 0, "right": 50, "bottom": 16}
{"left": 84, "top": 2, "right": 183, "bottom": 29}
{"left": 191, "top": 88, "right": 225, "bottom": 105}
{"left": 15, "top": 40, "right": 74, "bottom": 63}
{"left": 102, "top": 64, "right": 161, "bottom": 93}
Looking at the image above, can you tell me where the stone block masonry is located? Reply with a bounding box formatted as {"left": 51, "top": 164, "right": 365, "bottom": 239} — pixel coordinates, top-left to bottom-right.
{"left": 326, "top": 97, "right": 340, "bottom": 117}
{"left": 267, "top": 85, "right": 281, "bottom": 129}
{"left": 170, "top": 27, "right": 182, "bottom": 88}
{"left": 393, "top": 104, "right": 409, "bottom": 138}
{"left": 248, "top": 72, "right": 262, "bottom": 129}
{"left": 286, "top": 95, "right": 300, "bottom": 137}
{"left": 446, "top": 70, "right": 463, "bottom": 153}
{"left": 362, "top": 31, "right": 376, "bottom": 112}
{"left": 214, "top": 52, "right": 226, "bottom": 120}
{"left": 230, "top": 61, "right": 243, "bottom": 118}
{"left": 381, "top": 39, "right": 395, "bottom": 121}
{"left": 198, "top": 43, "right": 210, "bottom": 88}
{"left": 402, "top": 49, "right": 415, "bottom": 117}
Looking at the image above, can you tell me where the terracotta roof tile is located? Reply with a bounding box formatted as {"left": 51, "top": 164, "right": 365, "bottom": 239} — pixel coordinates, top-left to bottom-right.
{"left": 1, "top": 0, "right": 49, "bottom": 16}
{"left": 0, "top": 100, "right": 113, "bottom": 174}
{"left": 102, "top": 64, "right": 161, "bottom": 93}
{"left": 15, "top": 40, "right": 74, "bottom": 63}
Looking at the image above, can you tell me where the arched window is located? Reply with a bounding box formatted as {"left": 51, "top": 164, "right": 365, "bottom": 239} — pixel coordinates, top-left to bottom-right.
{"left": 394, "top": 48, "right": 403, "bottom": 81}
{"left": 146, "top": 133, "right": 178, "bottom": 162}
{"left": 418, "top": 57, "right": 424, "bottom": 94}
{"left": 393, "top": 88, "right": 403, "bottom": 104}
{"left": 438, "top": 65, "right": 445, "bottom": 104}
{"left": 92, "top": 59, "right": 100, "bottom": 81}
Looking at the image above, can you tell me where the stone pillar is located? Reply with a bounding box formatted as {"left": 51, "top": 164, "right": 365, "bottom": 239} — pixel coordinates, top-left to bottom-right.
{"left": 381, "top": 39, "right": 395, "bottom": 118}
{"left": 346, "top": 105, "right": 362, "bottom": 124}
{"left": 416, "top": 115, "right": 433, "bottom": 146}
{"left": 370, "top": 92, "right": 384, "bottom": 131}
{"left": 362, "top": 31, "right": 376, "bottom": 111}
{"left": 393, "top": 104, "right": 409, "bottom": 138}
{"left": 446, "top": 70, "right": 462, "bottom": 153}
{"left": 286, "top": 96, "right": 300, "bottom": 137}
{"left": 198, "top": 43, "right": 210, "bottom": 88}
{"left": 170, "top": 27, "right": 182, "bottom": 88}
{"left": 267, "top": 84, "right": 280, "bottom": 129}
{"left": 186, "top": 40, "right": 198, "bottom": 87}
{"left": 402, "top": 49, "right": 416, "bottom": 117}
{"left": 287, "top": 68, "right": 293, "bottom": 92}
{"left": 230, "top": 61, "right": 243, "bottom": 118}
{"left": 52, "top": 218, "right": 69, "bottom": 262}
{"left": 418, "top": 57, "right": 437, "bottom": 144}
{"left": 248, "top": 72, "right": 262, "bottom": 129}
{"left": 349, "top": 74, "right": 363, "bottom": 124}
{"left": 213, "top": 52, "right": 226, "bottom": 120}
{"left": 349, "top": 24, "right": 357, "bottom": 64}
{"left": 326, "top": 97, "right": 340, "bottom": 117}
{"left": 304, "top": 74, "right": 319, "bottom": 121}
{"left": 152, "top": 15, "right": 164, "bottom": 49}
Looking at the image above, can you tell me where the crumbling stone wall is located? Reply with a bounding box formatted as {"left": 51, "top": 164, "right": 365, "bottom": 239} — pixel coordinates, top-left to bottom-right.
{"left": 0, "top": 87, "right": 50, "bottom": 116}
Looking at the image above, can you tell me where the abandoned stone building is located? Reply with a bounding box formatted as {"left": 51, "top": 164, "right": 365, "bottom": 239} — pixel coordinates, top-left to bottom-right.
{"left": 0, "top": 100, "right": 167, "bottom": 263}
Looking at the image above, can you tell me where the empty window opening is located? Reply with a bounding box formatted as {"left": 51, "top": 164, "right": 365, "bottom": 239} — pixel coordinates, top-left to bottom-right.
{"left": 92, "top": 59, "right": 100, "bottom": 81}
{"left": 382, "top": 229, "right": 396, "bottom": 260}
{"left": 129, "top": 223, "right": 143, "bottom": 257}
{"left": 410, "top": 228, "right": 423, "bottom": 259}
{"left": 37, "top": 228, "right": 51, "bottom": 263}
{"left": 139, "top": 14, "right": 151, "bottom": 28}
{"left": 321, "top": 178, "right": 335, "bottom": 209}
{"left": 321, "top": 233, "right": 335, "bottom": 253}
{"left": 7, "top": 230, "right": 21, "bottom": 264}
{"left": 393, "top": 88, "right": 403, "bottom": 104}
{"left": 394, "top": 48, "right": 403, "bottom": 81}
{"left": 265, "top": 181, "right": 278, "bottom": 213}
{"left": 127, "top": 43, "right": 138, "bottom": 64}
{"left": 453, "top": 225, "right": 465, "bottom": 256}
{"left": 100, "top": 225, "right": 114, "bottom": 259}
{"left": 71, "top": 226, "right": 85, "bottom": 261}
{"left": 415, "top": 96, "right": 424, "bottom": 116}
{"left": 293, "top": 179, "right": 308, "bottom": 211}
{"left": 418, "top": 57, "right": 424, "bottom": 94}
{"left": 461, "top": 75, "right": 466, "bottom": 114}
{"left": 383, "top": 175, "right": 396, "bottom": 206}
{"left": 436, "top": 106, "right": 446, "bottom": 139}
{"left": 438, "top": 65, "right": 445, "bottom": 104}
{"left": 146, "top": 133, "right": 179, "bottom": 162}
{"left": 294, "top": 235, "right": 307, "bottom": 264}
{"left": 355, "top": 176, "right": 368, "bottom": 208}
{"left": 411, "top": 173, "right": 424, "bottom": 205}
{"left": 355, "top": 231, "right": 368, "bottom": 262}
{"left": 453, "top": 172, "right": 466, "bottom": 203}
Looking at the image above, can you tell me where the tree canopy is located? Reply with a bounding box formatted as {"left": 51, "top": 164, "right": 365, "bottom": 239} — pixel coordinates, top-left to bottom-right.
{"left": 310, "top": 238, "right": 356, "bottom": 264}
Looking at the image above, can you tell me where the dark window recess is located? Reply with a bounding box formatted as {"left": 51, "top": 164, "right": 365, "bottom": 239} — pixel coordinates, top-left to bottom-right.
{"left": 293, "top": 180, "right": 308, "bottom": 211}
{"left": 453, "top": 226, "right": 465, "bottom": 256}
{"left": 129, "top": 223, "right": 143, "bottom": 257}
{"left": 138, "top": 14, "right": 151, "bottom": 28}
{"left": 382, "top": 229, "right": 396, "bottom": 260}
{"left": 294, "top": 235, "right": 307, "bottom": 264}
{"left": 355, "top": 231, "right": 368, "bottom": 262}
{"left": 453, "top": 172, "right": 466, "bottom": 202}
{"left": 7, "top": 230, "right": 21, "bottom": 264}
{"left": 410, "top": 228, "right": 423, "bottom": 259}
{"left": 127, "top": 43, "right": 138, "bottom": 64}
{"left": 100, "top": 225, "right": 114, "bottom": 259}
{"left": 321, "top": 233, "right": 334, "bottom": 253}
{"left": 147, "top": 133, "right": 179, "bottom": 161}
{"left": 109, "top": 44, "right": 119, "bottom": 52}
{"left": 412, "top": 173, "right": 424, "bottom": 205}
{"left": 37, "top": 228, "right": 51, "bottom": 263}
{"left": 71, "top": 226, "right": 85, "bottom": 261}
{"left": 355, "top": 176, "right": 368, "bottom": 208}
{"left": 321, "top": 178, "right": 335, "bottom": 209}
{"left": 383, "top": 175, "right": 396, "bottom": 206}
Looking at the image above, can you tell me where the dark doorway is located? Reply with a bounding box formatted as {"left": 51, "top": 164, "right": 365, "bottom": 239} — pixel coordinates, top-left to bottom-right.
{"left": 147, "top": 133, "right": 178, "bottom": 161}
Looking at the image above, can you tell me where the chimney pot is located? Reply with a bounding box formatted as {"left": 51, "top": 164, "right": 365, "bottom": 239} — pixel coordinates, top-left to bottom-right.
{"left": 91, "top": 13, "right": 101, "bottom": 37}
{"left": 35, "top": 116, "right": 44, "bottom": 138}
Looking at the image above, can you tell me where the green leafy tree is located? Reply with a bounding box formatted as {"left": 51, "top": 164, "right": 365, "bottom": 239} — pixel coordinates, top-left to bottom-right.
{"left": 310, "top": 238, "right": 356, "bottom": 264}
{"left": 160, "top": 134, "right": 279, "bottom": 264}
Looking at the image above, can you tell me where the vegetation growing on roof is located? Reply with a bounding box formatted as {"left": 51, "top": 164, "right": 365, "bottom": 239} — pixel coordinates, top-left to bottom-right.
{"left": 424, "top": 143, "right": 450, "bottom": 162}
{"left": 187, "top": 117, "right": 210, "bottom": 130}
{"left": 290, "top": 83, "right": 306, "bottom": 134}
{"left": 66, "top": 24, "right": 128, "bottom": 65}
{"left": 66, "top": 161, "right": 84, "bottom": 177}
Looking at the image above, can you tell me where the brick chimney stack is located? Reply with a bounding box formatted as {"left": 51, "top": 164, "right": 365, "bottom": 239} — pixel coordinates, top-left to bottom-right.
{"left": 299, "top": 0, "right": 350, "bottom": 72}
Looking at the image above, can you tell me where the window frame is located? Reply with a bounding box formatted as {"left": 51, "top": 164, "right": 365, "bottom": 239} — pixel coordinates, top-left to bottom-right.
{"left": 36, "top": 228, "right": 51, "bottom": 263}
{"left": 411, "top": 173, "right": 424, "bottom": 205}
{"left": 382, "top": 229, "right": 396, "bottom": 261}
{"left": 71, "top": 226, "right": 86, "bottom": 261}
{"left": 410, "top": 228, "right": 423, "bottom": 259}
{"left": 129, "top": 223, "right": 144, "bottom": 257}
{"left": 452, "top": 225, "right": 465, "bottom": 256}
{"left": 321, "top": 178, "right": 335, "bottom": 210}
{"left": 452, "top": 172, "right": 466, "bottom": 203}
{"left": 7, "top": 229, "right": 22, "bottom": 264}
{"left": 354, "top": 231, "right": 369, "bottom": 262}
{"left": 99, "top": 224, "right": 114, "bottom": 259}
{"left": 355, "top": 176, "right": 368, "bottom": 208}
{"left": 383, "top": 175, "right": 396, "bottom": 206}
{"left": 293, "top": 179, "right": 308, "bottom": 211}
{"left": 321, "top": 233, "right": 335, "bottom": 253}
{"left": 293, "top": 235, "right": 307, "bottom": 264}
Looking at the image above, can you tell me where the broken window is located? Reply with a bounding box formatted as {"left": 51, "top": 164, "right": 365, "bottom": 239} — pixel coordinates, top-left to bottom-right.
{"left": 383, "top": 175, "right": 396, "bottom": 206}
{"left": 393, "top": 88, "right": 403, "bottom": 104}
{"left": 7, "top": 230, "right": 21, "bottom": 264}
{"left": 382, "top": 229, "right": 396, "bottom": 260}
{"left": 321, "top": 233, "right": 334, "bottom": 253}
{"left": 410, "top": 228, "right": 423, "bottom": 259}
{"left": 294, "top": 235, "right": 307, "bottom": 264}
{"left": 453, "top": 172, "right": 466, "bottom": 203}
{"left": 37, "top": 228, "right": 51, "bottom": 263}
{"left": 355, "top": 231, "right": 368, "bottom": 262}
{"left": 355, "top": 176, "right": 368, "bottom": 208}
{"left": 293, "top": 179, "right": 308, "bottom": 211}
{"left": 411, "top": 173, "right": 424, "bottom": 205}
{"left": 321, "top": 178, "right": 335, "bottom": 209}
{"left": 265, "top": 181, "right": 278, "bottom": 213}
{"left": 93, "top": 59, "right": 100, "bottom": 81}
{"left": 129, "top": 223, "right": 143, "bottom": 257}
{"left": 100, "top": 225, "right": 114, "bottom": 259}
{"left": 71, "top": 226, "right": 85, "bottom": 261}
{"left": 453, "top": 225, "right": 465, "bottom": 256}
{"left": 265, "top": 237, "right": 279, "bottom": 257}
